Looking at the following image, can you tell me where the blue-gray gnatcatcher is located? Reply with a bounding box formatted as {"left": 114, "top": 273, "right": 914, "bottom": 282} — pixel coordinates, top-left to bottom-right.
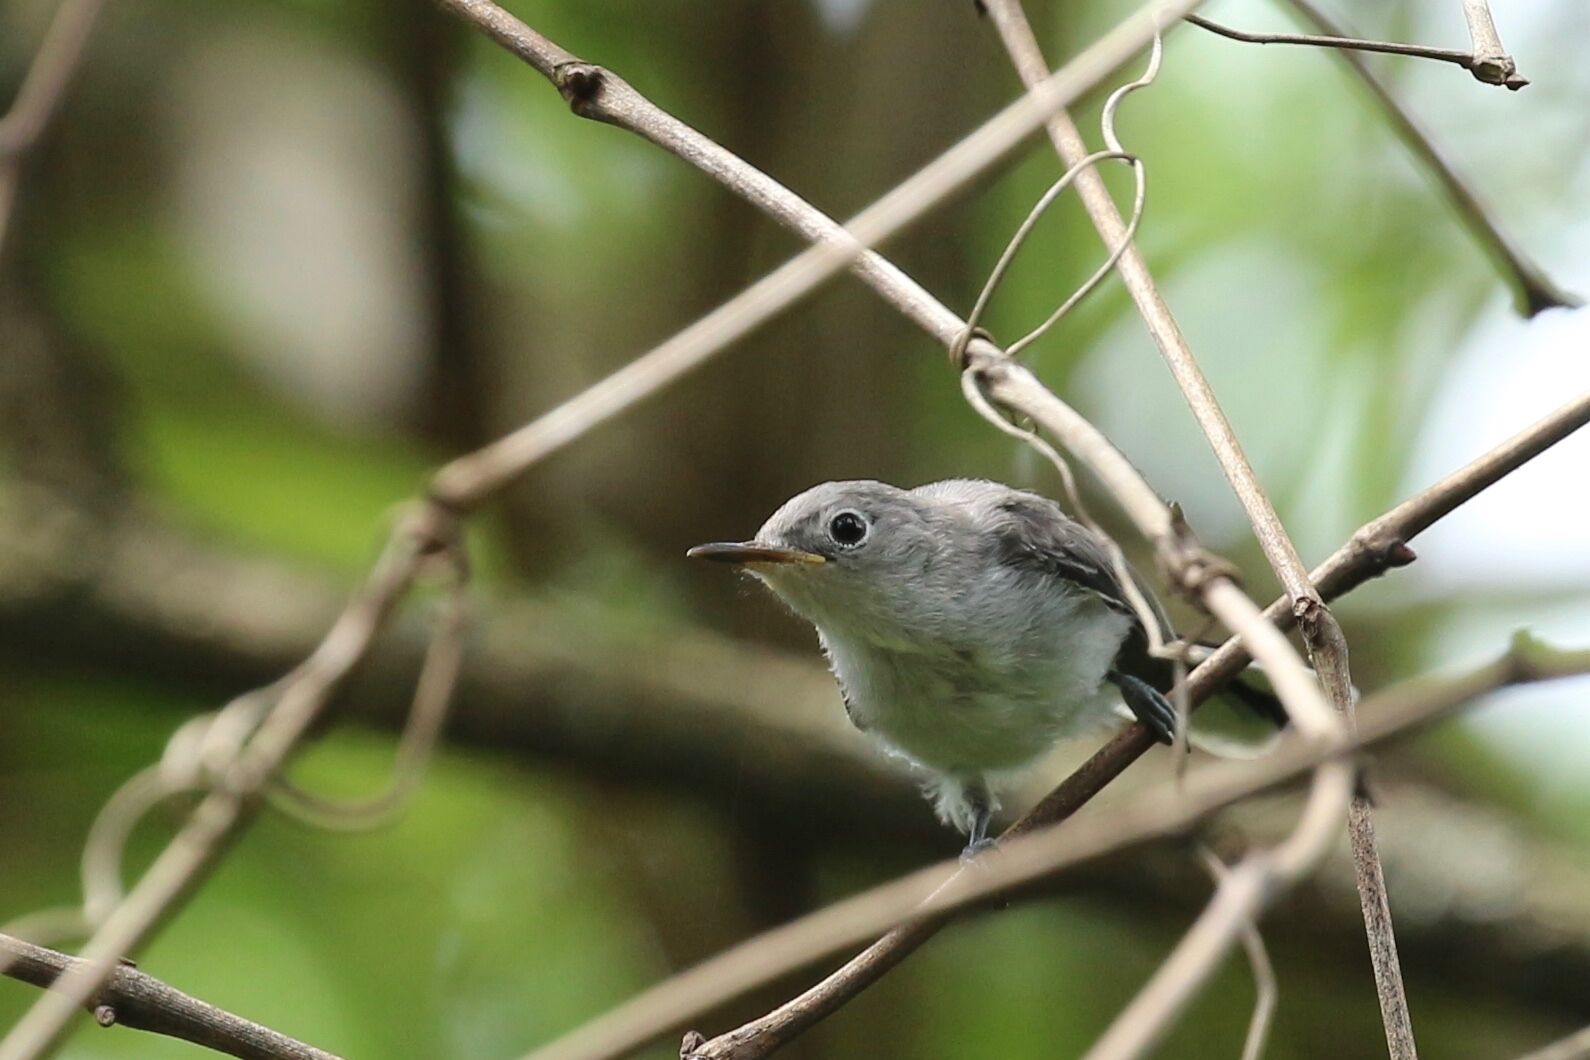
{"left": 690, "top": 479, "right": 1284, "bottom": 851}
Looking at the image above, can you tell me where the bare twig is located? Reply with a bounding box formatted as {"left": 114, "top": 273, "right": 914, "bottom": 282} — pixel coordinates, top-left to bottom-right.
{"left": 265, "top": 559, "right": 469, "bottom": 831}
{"left": 1185, "top": 12, "right": 1520, "bottom": 86}
{"left": 1283, "top": 0, "right": 1578, "bottom": 316}
{"left": 0, "top": 0, "right": 104, "bottom": 254}
{"left": 534, "top": 637, "right": 1590, "bottom": 1060}
{"left": 1, "top": 932, "right": 340, "bottom": 1060}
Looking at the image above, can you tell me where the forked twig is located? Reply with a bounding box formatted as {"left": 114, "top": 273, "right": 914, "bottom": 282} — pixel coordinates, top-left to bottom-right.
{"left": 1281, "top": 0, "right": 1578, "bottom": 316}
{"left": 1185, "top": 11, "right": 1523, "bottom": 88}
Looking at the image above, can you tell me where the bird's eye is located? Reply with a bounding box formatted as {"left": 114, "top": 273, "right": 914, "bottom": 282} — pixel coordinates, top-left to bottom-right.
{"left": 828, "top": 509, "right": 869, "bottom": 548}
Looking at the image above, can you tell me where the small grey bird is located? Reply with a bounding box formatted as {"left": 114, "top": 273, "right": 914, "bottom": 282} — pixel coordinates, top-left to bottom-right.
{"left": 689, "top": 479, "right": 1283, "bottom": 851}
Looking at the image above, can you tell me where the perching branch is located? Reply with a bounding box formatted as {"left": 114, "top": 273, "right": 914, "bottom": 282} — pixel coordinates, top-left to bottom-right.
{"left": 531, "top": 636, "right": 1590, "bottom": 1060}
{"left": 0, "top": 0, "right": 104, "bottom": 255}
{"left": 0, "top": 933, "right": 340, "bottom": 1060}
{"left": 1282, "top": 0, "right": 1579, "bottom": 317}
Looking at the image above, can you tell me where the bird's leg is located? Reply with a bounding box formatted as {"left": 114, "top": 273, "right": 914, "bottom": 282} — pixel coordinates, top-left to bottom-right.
{"left": 960, "top": 779, "right": 996, "bottom": 861}
{"left": 1107, "top": 670, "right": 1178, "bottom": 746}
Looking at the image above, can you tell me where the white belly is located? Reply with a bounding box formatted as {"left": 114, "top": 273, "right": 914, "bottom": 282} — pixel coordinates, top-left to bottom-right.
{"left": 821, "top": 604, "right": 1131, "bottom": 776}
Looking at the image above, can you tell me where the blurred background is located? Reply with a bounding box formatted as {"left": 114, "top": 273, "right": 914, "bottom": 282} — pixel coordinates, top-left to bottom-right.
{"left": 2, "top": 0, "right": 1589, "bottom": 1056}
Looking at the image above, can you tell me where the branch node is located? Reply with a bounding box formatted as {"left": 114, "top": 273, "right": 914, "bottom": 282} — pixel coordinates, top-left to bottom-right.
{"left": 1156, "top": 504, "right": 1242, "bottom": 607}
{"left": 1466, "top": 53, "right": 1522, "bottom": 89}
{"left": 408, "top": 499, "right": 463, "bottom": 564}
{"left": 679, "top": 1030, "right": 706, "bottom": 1058}
{"left": 1382, "top": 540, "right": 1418, "bottom": 568}
{"left": 554, "top": 61, "right": 606, "bottom": 115}
{"left": 950, "top": 325, "right": 998, "bottom": 371}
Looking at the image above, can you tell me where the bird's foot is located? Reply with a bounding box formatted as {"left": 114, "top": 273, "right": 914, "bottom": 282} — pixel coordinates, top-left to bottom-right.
{"left": 960, "top": 837, "right": 996, "bottom": 864}
{"left": 1110, "top": 671, "right": 1181, "bottom": 747}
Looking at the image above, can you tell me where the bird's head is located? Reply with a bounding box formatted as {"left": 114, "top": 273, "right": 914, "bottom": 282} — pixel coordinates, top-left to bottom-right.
{"left": 688, "top": 480, "right": 943, "bottom": 640}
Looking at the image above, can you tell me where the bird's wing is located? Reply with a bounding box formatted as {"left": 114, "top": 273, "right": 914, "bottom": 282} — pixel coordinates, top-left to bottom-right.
{"left": 988, "top": 491, "right": 1172, "bottom": 638}
{"left": 989, "top": 489, "right": 1290, "bottom": 737}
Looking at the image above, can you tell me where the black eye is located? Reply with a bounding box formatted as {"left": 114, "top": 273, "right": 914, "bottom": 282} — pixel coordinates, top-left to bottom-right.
{"left": 828, "top": 510, "right": 869, "bottom": 548}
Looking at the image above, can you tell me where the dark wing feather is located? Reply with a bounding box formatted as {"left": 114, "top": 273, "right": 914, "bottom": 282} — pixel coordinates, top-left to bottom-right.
{"left": 991, "top": 492, "right": 1288, "bottom": 732}
{"left": 991, "top": 493, "right": 1177, "bottom": 693}
{"left": 991, "top": 494, "right": 1170, "bottom": 635}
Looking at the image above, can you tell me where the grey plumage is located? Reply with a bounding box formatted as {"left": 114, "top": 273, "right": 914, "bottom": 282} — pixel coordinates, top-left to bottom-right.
{"left": 690, "top": 479, "right": 1280, "bottom": 848}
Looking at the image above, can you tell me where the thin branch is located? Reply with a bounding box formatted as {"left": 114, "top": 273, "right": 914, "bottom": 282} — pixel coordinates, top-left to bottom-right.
{"left": 1346, "top": 799, "right": 1417, "bottom": 1059}
{"left": 535, "top": 637, "right": 1590, "bottom": 1060}
{"left": 264, "top": 557, "right": 469, "bottom": 831}
{"left": 1185, "top": 12, "right": 1504, "bottom": 82}
{"left": 0, "top": 0, "right": 104, "bottom": 255}
{"left": 1282, "top": 0, "right": 1578, "bottom": 316}
{"left": 0, "top": 933, "right": 340, "bottom": 1060}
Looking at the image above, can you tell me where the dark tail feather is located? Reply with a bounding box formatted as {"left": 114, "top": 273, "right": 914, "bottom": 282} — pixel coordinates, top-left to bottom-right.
{"left": 1117, "top": 635, "right": 1293, "bottom": 731}
{"left": 1218, "top": 673, "right": 1289, "bottom": 729}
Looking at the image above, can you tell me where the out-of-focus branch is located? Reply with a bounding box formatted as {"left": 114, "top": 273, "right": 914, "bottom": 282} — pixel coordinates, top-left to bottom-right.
{"left": 0, "top": 932, "right": 340, "bottom": 1060}
{"left": 0, "top": 0, "right": 104, "bottom": 255}
{"left": 533, "top": 636, "right": 1590, "bottom": 1060}
{"left": 1283, "top": 0, "right": 1578, "bottom": 317}
{"left": 1185, "top": 11, "right": 1524, "bottom": 88}
{"left": 1516, "top": 1026, "right": 1590, "bottom": 1060}
{"left": 1194, "top": 850, "right": 1277, "bottom": 1060}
